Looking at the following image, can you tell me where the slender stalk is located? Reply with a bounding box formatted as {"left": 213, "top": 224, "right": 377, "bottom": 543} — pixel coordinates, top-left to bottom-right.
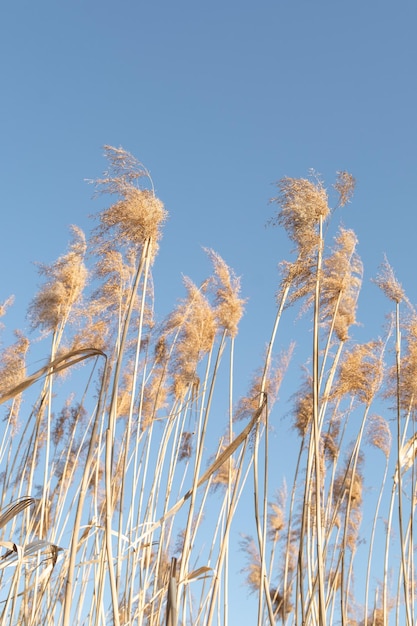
{"left": 62, "top": 355, "right": 108, "bottom": 626}
{"left": 394, "top": 301, "right": 412, "bottom": 626}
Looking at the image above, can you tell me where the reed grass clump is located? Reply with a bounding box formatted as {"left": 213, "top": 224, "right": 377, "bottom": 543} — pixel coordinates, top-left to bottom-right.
{"left": 0, "top": 149, "right": 414, "bottom": 625}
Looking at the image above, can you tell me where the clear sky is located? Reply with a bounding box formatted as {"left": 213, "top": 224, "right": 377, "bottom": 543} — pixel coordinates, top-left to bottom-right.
{"left": 1, "top": 1, "right": 417, "bottom": 622}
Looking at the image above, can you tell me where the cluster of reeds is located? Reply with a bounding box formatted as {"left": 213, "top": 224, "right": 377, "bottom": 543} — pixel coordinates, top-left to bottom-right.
{"left": 0, "top": 149, "right": 414, "bottom": 625}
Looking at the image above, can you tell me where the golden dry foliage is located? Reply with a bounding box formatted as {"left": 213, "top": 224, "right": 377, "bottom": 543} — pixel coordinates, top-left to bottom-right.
{"left": 52, "top": 398, "right": 87, "bottom": 446}
{"left": 278, "top": 257, "right": 316, "bottom": 308}
{"left": 86, "top": 246, "right": 154, "bottom": 351}
{"left": 240, "top": 535, "right": 262, "bottom": 593}
{"left": 321, "top": 227, "right": 363, "bottom": 341}
{"left": 267, "top": 487, "right": 286, "bottom": 541}
{"left": 332, "top": 341, "right": 384, "bottom": 404}
{"left": 322, "top": 430, "right": 339, "bottom": 462}
{"left": 92, "top": 248, "right": 135, "bottom": 314}
{"left": 333, "top": 171, "right": 356, "bottom": 207}
{"left": 28, "top": 225, "right": 87, "bottom": 332}
{"left": 205, "top": 248, "right": 245, "bottom": 337}
{"left": 0, "top": 330, "right": 30, "bottom": 397}
{"left": 94, "top": 145, "right": 153, "bottom": 192}
{"left": 0, "top": 296, "right": 14, "bottom": 327}
{"left": 386, "top": 315, "right": 417, "bottom": 411}
{"left": 361, "top": 608, "right": 385, "bottom": 626}
{"left": 374, "top": 255, "right": 405, "bottom": 303}
{"left": 97, "top": 188, "right": 166, "bottom": 254}
{"left": 93, "top": 145, "right": 167, "bottom": 259}
{"left": 115, "top": 363, "right": 135, "bottom": 419}
{"left": 164, "top": 277, "right": 217, "bottom": 399}
{"left": 291, "top": 377, "right": 313, "bottom": 438}
{"left": 270, "top": 175, "right": 330, "bottom": 256}
{"left": 268, "top": 502, "right": 284, "bottom": 540}
{"left": 69, "top": 316, "right": 109, "bottom": 353}
{"left": 140, "top": 367, "right": 168, "bottom": 428}
{"left": 234, "top": 346, "right": 293, "bottom": 423}
{"left": 0, "top": 331, "right": 30, "bottom": 427}
{"left": 366, "top": 414, "right": 391, "bottom": 459}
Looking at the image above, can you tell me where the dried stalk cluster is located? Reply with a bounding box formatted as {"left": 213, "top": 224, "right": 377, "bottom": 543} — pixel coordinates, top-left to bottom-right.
{"left": 0, "top": 153, "right": 413, "bottom": 626}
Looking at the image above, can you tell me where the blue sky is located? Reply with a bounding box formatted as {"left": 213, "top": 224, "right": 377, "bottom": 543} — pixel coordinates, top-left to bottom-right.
{"left": 1, "top": 1, "right": 417, "bottom": 622}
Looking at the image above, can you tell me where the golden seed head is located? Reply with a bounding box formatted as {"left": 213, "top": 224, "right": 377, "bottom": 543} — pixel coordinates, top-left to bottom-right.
{"left": 98, "top": 188, "right": 167, "bottom": 254}
{"left": 270, "top": 175, "right": 330, "bottom": 255}
{"left": 366, "top": 414, "right": 391, "bottom": 459}
{"left": 267, "top": 489, "right": 286, "bottom": 541}
{"left": 333, "top": 171, "right": 356, "bottom": 207}
{"left": 28, "top": 226, "right": 87, "bottom": 332}
{"left": 0, "top": 330, "right": 30, "bottom": 398}
{"left": 93, "top": 146, "right": 167, "bottom": 260}
{"left": 0, "top": 296, "right": 14, "bottom": 324}
{"left": 164, "top": 277, "right": 217, "bottom": 399}
{"left": 205, "top": 248, "right": 245, "bottom": 337}
{"left": 332, "top": 341, "right": 383, "bottom": 404}
{"left": 320, "top": 227, "right": 362, "bottom": 341}
{"left": 374, "top": 255, "right": 405, "bottom": 303}
{"left": 240, "top": 535, "right": 261, "bottom": 593}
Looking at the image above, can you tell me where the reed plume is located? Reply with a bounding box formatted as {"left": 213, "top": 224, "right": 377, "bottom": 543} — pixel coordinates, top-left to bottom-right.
{"left": 28, "top": 225, "right": 87, "bottom": 334}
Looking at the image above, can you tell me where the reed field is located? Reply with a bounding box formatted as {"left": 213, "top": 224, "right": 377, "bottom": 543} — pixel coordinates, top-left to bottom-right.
{"left": 0, "top": 146, "right": 415, "bottom": 625}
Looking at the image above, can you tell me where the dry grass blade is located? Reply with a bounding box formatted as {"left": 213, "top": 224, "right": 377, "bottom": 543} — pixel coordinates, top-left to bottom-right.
{"left": 0, "top": 542, "right": 23, "bottom": 569}
{"left": 395, "top": 433, "right": 417, "bottom": 482}
{"left": 182, "top": 566, "right": 212, "bottom": 583}
{"left": 0, "top": 540, "right": 61, "bottom": 564}
{"left": 193, "top": 393, "right": 266, "bottom": 491}
{"left": 0, "top": 347, "right": 106, "bottom": 404}
{"left": 0, "top": 497, "right": 35, "bottom": 529}
{"left": 165, "top": 559, "right": 178, "bottom": 626}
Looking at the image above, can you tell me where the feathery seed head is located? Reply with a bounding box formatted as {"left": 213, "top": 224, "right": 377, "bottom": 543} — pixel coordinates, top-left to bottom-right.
{"left": 374, "top": 256, "right": 405, "bottom": 303}
{"left": 362, "top": 608, "right": 385, "bottom": 626}
{"left": 270, "top": 175, "right": 330, "bottom": 255}
{"left": 268, "top": 502, "right": 284, "bottom": 539}
{"left": 240, "top": 535, "right": 261, "bottom": 593}
{"left": 165, "top": 277, "right": 217, "bottom": 399}
{"left": 333, "top": 171, "right": 356, "bottom": 207}
{"left": 0, "top": 330, "right": 30, "bottom": 400}
{"left": 333, "top": 457, "right": 364, "bottom": 508}
{"left": 332, "top": 341, "right": 383, "bottom": 404}
{"left": 384, "top": 315, "right": 417, "bottom": 411}
{"left": 320, "top": 227, "right": 362, "bottom": 341}
{"left": 278, "top": 257, "right": 316, "bottom": 308}
{"left": 0, "top": 296, "right": 14, "bottom": 327}
{"left": 366, "top": 414, "right": 391, "bottom": 459}
{"left": 93, "top": 146, "right": 167, "bottom": 260}
{"left": 97, "top": 188, "right": 167, "bottom": 253}
{"left": 322, "top": 431, "right": 339, "bottom": 462}
{"left": 140, "top": 368, "right": 168, "bottom": 428}
{"left": 234, "top": 346, "right": 293, "bottom": 423}
{"left": 205, "top": 248, "right": 245, "bottom": 337}
{"left": 291, "top": 375, "right": 313, "bottom": 437}
{"left": 28, "top": 226, "right": 87, "bottom": 332}
{"left": 268, "top": 487, "right": 286, "bottom": 541}
{"left": 178, "top": 432, "right": 193, "bottom": 461}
